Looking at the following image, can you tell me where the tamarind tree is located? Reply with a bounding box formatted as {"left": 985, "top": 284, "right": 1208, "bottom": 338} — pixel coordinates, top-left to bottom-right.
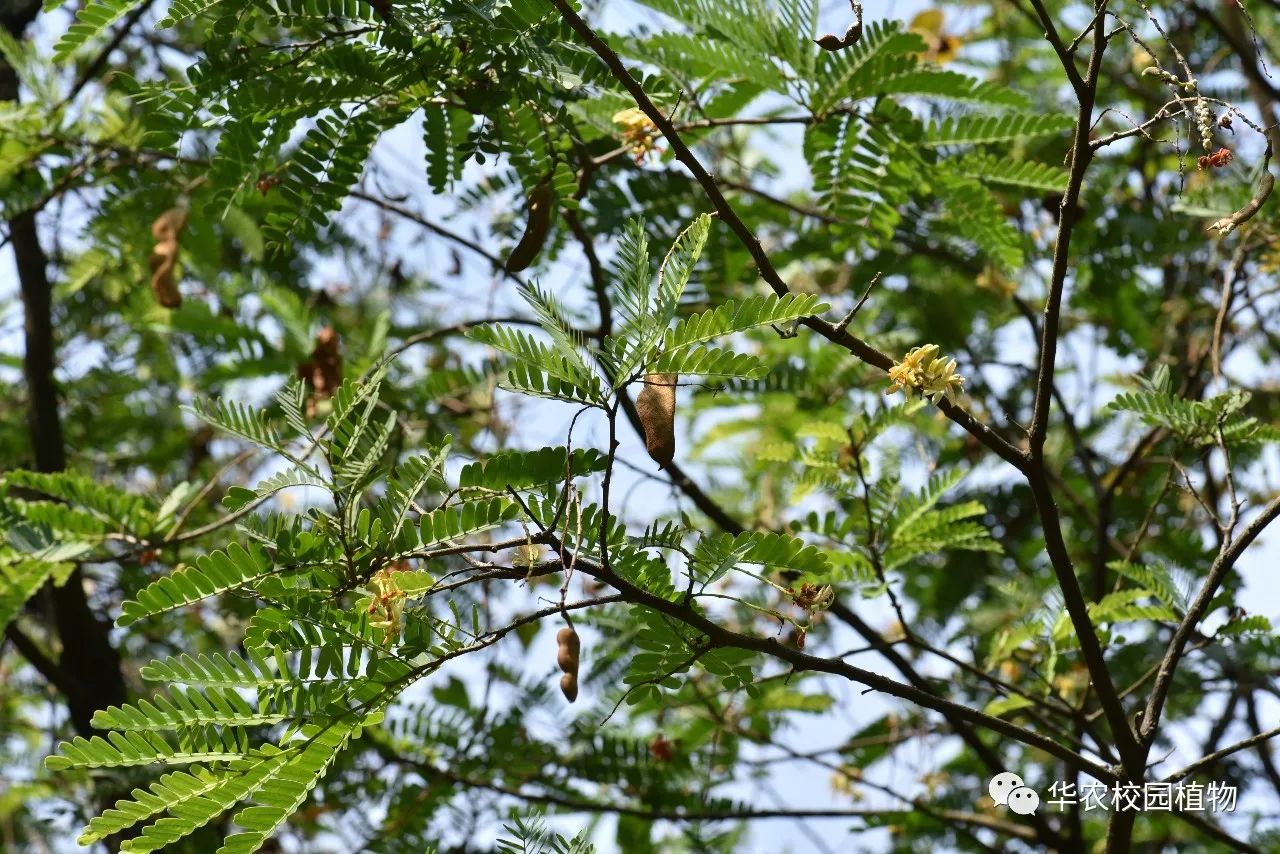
{"left": 4, "top": 0, "right": 1280, "bottom": 850}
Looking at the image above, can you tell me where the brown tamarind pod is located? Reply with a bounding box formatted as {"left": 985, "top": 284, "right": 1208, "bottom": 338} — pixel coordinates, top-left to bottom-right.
{"left": 556, "top": 626, "right": 581, "bottom": 702}
{"left": 636, "top": 373, "right": 677, "bottom": 466}
{"left": 149, "top": 207, "right": 188, "bottom": 308}
{"left": 648, "top": 734, "right": 675, "bottom": 761}
{"left": 556, "top": 626, "right": 580, "bottom": 673}
{"left": 505, "top": 180, "right": 555, "bottom": 273}
{"left": 296, "top": 326, "right": 343, "bottom": 416}
{"left": 559, "top": 672, "right": 578, "bottom": 702}
{"left": 815, "top": 23, "right": 862, "bottom": 51}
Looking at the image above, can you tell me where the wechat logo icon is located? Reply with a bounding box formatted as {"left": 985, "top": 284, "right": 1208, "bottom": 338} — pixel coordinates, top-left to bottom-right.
{"left": 988, "top": 771, "right": 1040, "bottom": 816}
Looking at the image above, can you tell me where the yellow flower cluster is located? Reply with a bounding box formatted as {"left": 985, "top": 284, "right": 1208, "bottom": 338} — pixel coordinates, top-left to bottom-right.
{"left": 791, "top": 582, "right": 835, "bottom": 613}
{"left": 885, "top": 344, "right": 965, "bottom": 404}
{"left": 367, "top": 565, "right": 408, "bottom": 644}
{"left": 612, "top": 107, "right": 662, "bottom": 164}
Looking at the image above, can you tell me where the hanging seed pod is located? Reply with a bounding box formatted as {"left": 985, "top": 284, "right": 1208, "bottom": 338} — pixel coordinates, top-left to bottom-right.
{"left": 505, "top": 179, "right": 555, "bottom": 273}
{"left": 556, "top": 626, "right": 581, "bottom": 703}
{"left": 556, "top": 626, "right": 580, "bottom": 673}
{"left": 636, "top": 373, "right": 677, "bottom": 466}
{"left": 648, "top": 734, "right": 675, "bottom": 761}
{"left": 296, "top": 326, "right": 343, "bottom": 417}
{"left": 148, "top": 207, "right": 188, "bottom": 308}
{"left": 815, "top": 22, "right": 862, "bottom": 51}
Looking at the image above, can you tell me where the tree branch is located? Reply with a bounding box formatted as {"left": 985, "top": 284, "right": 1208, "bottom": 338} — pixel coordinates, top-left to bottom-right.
{"left": 1141, "top": 492, "right": 1280, "bottom": 739}
{"left": 827, "top": 602, "right": 1067, "bottom": 849}
{"left": 517, "top": 521, "right": 1122, "bottom": 783}
{"left": 373, "top": 733, "right": 1034, "bottom": 836}
{"left": 1164, "top": 722, "right": 1280, "bottom": 784}
{"left": 3, "top": 623, "right": 74, "bottom": 697}
{"left": 545, "top": 0, "right": 1028, "bottom": 471}
{"left": 3, "top": 11, "right": 129, "bottom": 741}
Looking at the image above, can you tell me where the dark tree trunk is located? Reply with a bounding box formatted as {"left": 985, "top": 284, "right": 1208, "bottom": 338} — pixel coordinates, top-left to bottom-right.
{"left": 3, "top": 0, "right": 128, "bottom": 738}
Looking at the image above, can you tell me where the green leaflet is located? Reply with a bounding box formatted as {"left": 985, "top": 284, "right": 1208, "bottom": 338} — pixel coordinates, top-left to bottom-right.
{"left": 935, "top": 174, "right": 1025, "bottom": 271}
{"left": 117, "top": 544, "right": 275, "bottom": 627}
{"left": 1109, "top": 387, "right": 1280, "bottom": 446}
{"left": 188, "top": 398, "right": 285, "bottom": 457}
{"left": 655, "top": 214, "right": 712, "bottom": 321}
{"left": 91, "top": 686, "right": 291, "bottom": 731}
{"left": 422, "top": 107, "right": 474, "bottom": 193}
{"left": 651, "top": 345, "right": 767, "bottom": 379}
{"left": 803, "top": 112, "right": 908, "bottom": 241}
{"left": 1087, "top": 589, "right": 1179, "bottom": 625}
{"left": 79, "top": 767, "right": 230, "bottom": 845}
{"left": 458, "top": 447, "right": 608, "bottom": 491}
{"left": 1108, "top": 560, "right": 1185, "bottom": 613}
{"left": 417, "top": 498, "right": 522, "bottom": 548}
{"left": 45, "top": 730, "right": 245, "bottom": 770}
{"left": 52, "top": 0, "right": 142, "bottom": 62}
{"left": 212, "top": 718, "right": 367, "bottom": 854}
{"left": 0, "top": 560, "right": 73, "bottom": 631}
{"left": 157, "top": 0, "right": 228, "bottom": 26}
{"left": 469, "top": 324, "right": 606, "bottom": 404}
{"left": 946, "top": 153, "right": 1069, "bottom": 193}
{"left": 4, "top": 469, "right": 153, "bottom": 529}
{"left": 66, "top": 721, "right": 363, "bottom": 854}
{"left": 692, "top": 531, "right": 830, "bottom": 583}
{"left": 923, "top": 112, "right": 1075, "bottom": 146}
{"left": 117, "top": 753, "right": 291, "bottom": 853}
{"left": 809, "top": 21, "right": 922, "bottom": 114}
{"left": 632, "top": 32, "right": 785, "bottom": 90}
{"left": 141, "top": 651, "right": 290, "bottom": 688}
{"left": 661, "top": 294, "right": 828, "bottom": 353}
{"left": 262, "top": 110, "right": 400, "bottom": 248}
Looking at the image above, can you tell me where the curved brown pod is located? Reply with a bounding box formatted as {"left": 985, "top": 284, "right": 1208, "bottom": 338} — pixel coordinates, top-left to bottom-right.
{"left": 149, "top": 207, "right": 188, "bottom": 308}
{"left": 556, "top": 625, "right": 580, "bottom": 703}
{"left": 505, "top": 180, "right": 555, "bottom": 273}
{"left": 296, "top": 326, "right": 343, "bottom": 417}
{"left": 815, "top": 22, "right": 862, "bottom": 51}
{"left": 636, "top": 373, "right": 677, "bottom": 466}
{"left": 556, "top": 626, "right": 580, "bottom": 672}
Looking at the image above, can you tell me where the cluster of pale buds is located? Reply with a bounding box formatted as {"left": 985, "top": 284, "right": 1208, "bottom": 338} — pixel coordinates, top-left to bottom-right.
{"left": 1141, "top": 66, "right": 1197, "bottom": 93}
{"left": 1193, "top": 98, "right": 1216, "bottom": 151}
{"left": 1139, "top": 67, "right": 1216, "bottom": 151}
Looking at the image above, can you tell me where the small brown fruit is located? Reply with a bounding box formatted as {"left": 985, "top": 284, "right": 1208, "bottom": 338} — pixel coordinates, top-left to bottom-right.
{"left": 149, "top": 207, "right": 188, "bottom": 308}
{"left": 555, "top": 625, "right": 581, "bottom": 703}
{"left": 815, "top": 23, "right": 862, "bottom": 51}
{"left": 648, "top": 734, "right": 675, "bottom": 761}
{"left": 556, "top": 626, "right": 580, "bottom": 673}
{"left": 505, "top": 180, "right": 555, "bottom": 273}
{"left": 636, "top": 372, "right": 677, "bottom": 466}
{"left": 296, "top": 326, "right": 343, "bottom": 417}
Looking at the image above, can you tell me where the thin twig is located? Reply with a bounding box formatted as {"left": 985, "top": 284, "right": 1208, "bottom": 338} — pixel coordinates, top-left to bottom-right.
{"left": 834, "top": 271, "right": 882, "bottom": 333}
